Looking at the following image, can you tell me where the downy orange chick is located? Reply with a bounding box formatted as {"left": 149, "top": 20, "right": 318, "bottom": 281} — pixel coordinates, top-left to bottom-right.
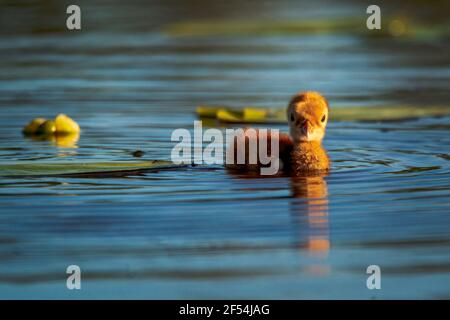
{"left": 226, "top": 91, "right": 330, "bottom": 174}
{"left": 287, "top": 91, "right": 330, "bottom": 173}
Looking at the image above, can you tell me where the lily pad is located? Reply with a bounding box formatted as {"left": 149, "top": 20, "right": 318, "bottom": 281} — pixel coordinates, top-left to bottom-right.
{"left": 197, "top": 105, "right": 450, "bottom": 123}
{"left": 164, "top": 17, "right": 450, "bottom": 39}
{"left": 0, "top": 160, "right": 181, "bottom": 178}
{"left": 331, "top": 105, "right": 450, "bottom": 122}
{"left": 164, "top": 18, "right": 364, "bottom": 37}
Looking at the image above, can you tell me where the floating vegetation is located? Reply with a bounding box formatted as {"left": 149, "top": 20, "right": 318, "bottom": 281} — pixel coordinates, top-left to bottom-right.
{"left": 164, "top": 17, "right": 450, "bottom": 40}
{"left": 54, "top": 114, "right": 80, "bottom": 134}
{"left": 23, "top": 114, "right": 80, "bottom": 136}
{"left": 22, "top": 114, "right": 81, "bottom": 148}
{"left": 132, "top": 150, "right": 145, "bottom": 157}
{"left": 197, "top": 105, "right": 450, "bottom": 123}
{"left": 0, "top": 160, "right": 177, "bottom": 177}
{"left": 22, "top": 118, "right": 47, "bottom": 135}
{"left": 164, "top": 18, "right": 364, "bottom": 37}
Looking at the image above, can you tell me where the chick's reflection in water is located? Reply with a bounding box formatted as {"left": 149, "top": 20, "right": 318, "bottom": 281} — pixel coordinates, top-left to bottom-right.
{"left": 290, "top": 173, "right": 330, "bottom": 276}
{"left": 291, "top": 175, "right": 329, "bottom": 254}
{"left": 226, "top": 169, "right": 331, "bottom": 276}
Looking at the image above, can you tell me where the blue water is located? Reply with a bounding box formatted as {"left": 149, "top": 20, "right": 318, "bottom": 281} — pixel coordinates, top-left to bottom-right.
{"left": 0, "top": 0, "right": 449, "bottom": 299}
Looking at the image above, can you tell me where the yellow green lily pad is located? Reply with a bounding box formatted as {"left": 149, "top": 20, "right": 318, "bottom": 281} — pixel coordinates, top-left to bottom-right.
{"left": 164, "top": 17, "right": 450, "bottom": 39}
{"left": 0, "top": 160, "right": 177, "bottom": 177}
{"left": 197, "top": 105, "right": 450, "bottom": 123}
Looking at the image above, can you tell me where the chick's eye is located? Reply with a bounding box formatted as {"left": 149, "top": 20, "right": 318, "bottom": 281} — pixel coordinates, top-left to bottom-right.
{"left": 290, "top": 114, "right": 295, "bottom": 122}
{"left": 321, "top": 115, "right": 326, "bottom": 123}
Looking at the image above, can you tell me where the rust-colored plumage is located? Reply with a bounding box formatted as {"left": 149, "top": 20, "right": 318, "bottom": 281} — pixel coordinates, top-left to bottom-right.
{"left": 226, "top": 91, "right": 330, "bottom": 175}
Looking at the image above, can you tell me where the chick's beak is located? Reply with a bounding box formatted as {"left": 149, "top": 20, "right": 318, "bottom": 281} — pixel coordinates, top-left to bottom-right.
{"left": 300, "top": 120, "right": 309, "bottom": 136}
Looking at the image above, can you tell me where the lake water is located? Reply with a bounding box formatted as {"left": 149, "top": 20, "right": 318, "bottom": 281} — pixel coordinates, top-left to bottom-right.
{"left": 0, "top": 0, "right": 449, "bottom": 299}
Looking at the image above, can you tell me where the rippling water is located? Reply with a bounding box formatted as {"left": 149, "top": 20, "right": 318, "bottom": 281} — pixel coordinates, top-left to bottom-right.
{"left": 0, "top": 0, "right": 449, "bottom": 299}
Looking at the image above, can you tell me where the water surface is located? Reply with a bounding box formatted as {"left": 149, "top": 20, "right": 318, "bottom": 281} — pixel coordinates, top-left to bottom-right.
{"left": 0, "top": 0, "right": 449, "bottom": 299}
